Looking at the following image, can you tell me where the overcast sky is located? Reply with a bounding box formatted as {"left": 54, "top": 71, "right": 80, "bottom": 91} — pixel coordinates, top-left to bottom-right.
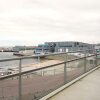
{"left": 0, "top": 0, "right": 100, "bottom": 46}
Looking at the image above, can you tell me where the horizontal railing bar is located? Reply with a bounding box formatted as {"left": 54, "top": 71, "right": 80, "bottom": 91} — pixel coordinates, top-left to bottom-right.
{"left": 0, "top": 73, "right": 21, "bottom": 80}
{"left": 0, "top": 61, "right": 65, "bottom": 80}
{"left": 0, "top": 51, "right": 99, "bottom": 62}
{"left": 0, "top": 56, "right": 35, "bottom": 62}
{"left": 0, "top": 52, "right": 69, "bottom": 62}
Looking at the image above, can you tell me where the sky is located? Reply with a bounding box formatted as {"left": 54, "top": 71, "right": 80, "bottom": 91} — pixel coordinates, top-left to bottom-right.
{"left": 0, "top": 0, "right": 100, "bottom": 46}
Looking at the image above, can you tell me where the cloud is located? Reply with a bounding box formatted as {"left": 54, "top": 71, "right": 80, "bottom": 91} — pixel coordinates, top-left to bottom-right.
{"left": 0, "top": 0, "right": 100, "bottom": 46}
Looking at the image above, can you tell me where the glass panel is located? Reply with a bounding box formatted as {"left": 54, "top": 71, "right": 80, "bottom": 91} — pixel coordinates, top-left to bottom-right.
{"left": 0, "top": 60, "right": 19, "bottom": 77}
{"left": 0, "top": 76, "right": 19, "bottom": 100}
{"left": 86, "top": 56, "right": 96, "bottom": 71}
{"left": 45, "top": 54, "right": 66, "bottom": 61}
{"left": 45, "top": 53, "right": 79, "bottom": 61}
{"left": 21, "top": 64, "right": 64, "bottom": 100}
{"left": 67, "top": 59, "right": 84, "bottom": 82}
{"left": 21, "top": 58, "right": 38, "bottom": 66}
{"left": 97, "top": 54, "right": 100, "bottom": 65}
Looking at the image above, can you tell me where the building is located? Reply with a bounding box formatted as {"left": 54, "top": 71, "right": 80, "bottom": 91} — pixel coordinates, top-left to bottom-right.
{"left": 34, "top": 44, "right": 51, "bottom": 54}
{"left": 95, "top": 44, "right": 100, "bottom": 53}
{"left": 35, "top": 41, "right": 94, "bottom": 54}
{"left": 46, "top": 41, "right": 94, "bottom": 53}
{"left": 13, "top": 46, "right": 36, "bottom": 52}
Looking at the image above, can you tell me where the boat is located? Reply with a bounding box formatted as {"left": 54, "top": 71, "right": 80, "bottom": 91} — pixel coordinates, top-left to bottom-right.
{"left": 13, "top": 52, "right": 25, "bottom": 56}
{"left": 13, "top": 50, "right": 32, "bottom": 56}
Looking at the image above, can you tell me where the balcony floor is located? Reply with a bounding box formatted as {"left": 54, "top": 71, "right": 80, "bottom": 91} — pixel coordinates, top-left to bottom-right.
{"left": 49, "top": 67, "right": 100, "bottom": 100}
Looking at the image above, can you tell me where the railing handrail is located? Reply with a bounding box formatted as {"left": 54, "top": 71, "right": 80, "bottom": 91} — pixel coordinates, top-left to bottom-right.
{"left": 0, "top": 52, "right": 67, "bottom": 62}
{"left": 0, "top": 53, "right": 99, "bottom": 80}
{"left": 0, "top": 50, "right": 98, "bottom": 62}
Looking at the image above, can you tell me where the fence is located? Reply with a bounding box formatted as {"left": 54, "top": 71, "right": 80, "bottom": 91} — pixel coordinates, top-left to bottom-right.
{"left": 0, "top": 51, "right": 100, "bottom": 100}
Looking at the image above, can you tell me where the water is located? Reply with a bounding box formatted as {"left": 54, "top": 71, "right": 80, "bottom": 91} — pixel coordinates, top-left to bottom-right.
{"left": 0, "top": 52, "right": 37, "bottom": 70}
{"left": 0, "top": 52, "right": 16, "bottom": 60}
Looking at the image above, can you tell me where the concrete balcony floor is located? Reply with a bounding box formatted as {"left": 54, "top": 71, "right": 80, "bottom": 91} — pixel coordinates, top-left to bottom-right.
{"left": 49, "top": 68, "right": 100, "bottom": 100}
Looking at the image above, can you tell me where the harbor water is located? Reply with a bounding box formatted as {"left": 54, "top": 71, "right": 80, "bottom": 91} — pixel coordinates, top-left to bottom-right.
{"left": 0, "top": 52, "right": 37, "bottom": 70}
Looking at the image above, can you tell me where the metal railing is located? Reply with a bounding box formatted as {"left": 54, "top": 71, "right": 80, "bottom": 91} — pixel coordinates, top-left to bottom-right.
{"left": 0, "top": 50, "right": 100, "bottom": 100}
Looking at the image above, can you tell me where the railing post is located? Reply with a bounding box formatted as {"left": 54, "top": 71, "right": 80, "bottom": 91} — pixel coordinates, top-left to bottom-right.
{"left": 95, "top": 53, "right": 97, "bottom": 67}
{"left": 1, "top": 87, "right": 4, "bottom": 99}
{"left": 64, "top": 53, "right": 67, "bottom": 84}
{"left": 54, "top": 67, "right": 56, "bottom": 75}
{"left": 64, "top": 62, "right": 67, "bottom": 84}
{"left": 19, "top": 59, "right": 22, "bottom": 100}
{"left": 64, "top": 52, "right": 67, "bottom": 62}
{"left": 38, "top": 56, "right": 40, "bottom": 62}
{"left": 84, "top": 50, "right": 86, "bottom": 73}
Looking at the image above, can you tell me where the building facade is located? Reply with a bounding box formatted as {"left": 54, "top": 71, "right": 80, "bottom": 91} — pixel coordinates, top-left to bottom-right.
{"left": 13, "top": 46, "right": 36, "bottom": 52}
{"left": 35, "top": 41, "right": 94, "bottom": 54}
{"left": 45, "top": 41, "right": 94, "bottom": 52}
{"left": 34, "top": 44, "right": 51, "bottom": 54}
